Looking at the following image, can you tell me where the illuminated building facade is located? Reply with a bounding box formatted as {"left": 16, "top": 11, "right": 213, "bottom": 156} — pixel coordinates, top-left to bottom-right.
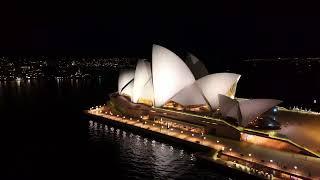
{"left": 117, "top": 44, "right": 281, "bottom": 129}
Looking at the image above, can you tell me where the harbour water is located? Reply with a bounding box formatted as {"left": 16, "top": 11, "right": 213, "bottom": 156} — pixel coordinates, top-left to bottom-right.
{"left": 2, "top": 58, "right": 320, "bottom": 179}
{"left": 0, "top": 76, "right": 228, "bottom": 179}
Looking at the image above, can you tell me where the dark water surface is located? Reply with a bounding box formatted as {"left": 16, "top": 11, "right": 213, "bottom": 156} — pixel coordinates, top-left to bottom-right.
{"left": 1, "top": 76, "right": 229, "bottom": 180}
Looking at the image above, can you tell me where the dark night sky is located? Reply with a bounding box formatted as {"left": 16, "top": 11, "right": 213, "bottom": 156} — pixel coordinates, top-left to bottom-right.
{"left": 1, "top": 1, "right": 320, "bottom": 60}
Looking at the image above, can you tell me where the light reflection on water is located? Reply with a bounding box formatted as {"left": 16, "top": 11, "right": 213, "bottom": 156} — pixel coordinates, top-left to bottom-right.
{"left": 88, "top": 120, "right": 229, "bottom": 179}
{"left": 0, "top": 77, "right": 230, "bottom": 179}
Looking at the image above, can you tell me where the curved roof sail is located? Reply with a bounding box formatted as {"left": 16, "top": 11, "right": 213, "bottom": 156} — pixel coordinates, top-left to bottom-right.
{"left": 152, "top": 44, "right": 195, "bottom": 107}
{"left": 132, "top": 60, "right": 153, "bottom": 103}
{"left": 185, "top": 53, "right": 209, "bottom": 79}
{"left": 121, "top": 80, "right": 134, "bottom": 97}
{"left": 239, "top": 99, "right": 282, "bottom": 127}
{"left": 218, "top": 94, "right": 241, "bottom": 121}
{"left": 196, "top": 73, "right": 241, "bottom": 110}
{"left": 218, "top": 94, "right": 282, "bottom": 127}
{"left": 171, "top": 83, "right": 207, "bottom": 106}
{"left": 118, "top": 69, "right": 135, "bottom": 93}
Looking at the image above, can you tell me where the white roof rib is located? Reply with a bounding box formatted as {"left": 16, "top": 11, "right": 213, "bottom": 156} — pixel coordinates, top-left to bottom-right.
{"left": 196, "top": 73, "right": 241, "bottom": 110}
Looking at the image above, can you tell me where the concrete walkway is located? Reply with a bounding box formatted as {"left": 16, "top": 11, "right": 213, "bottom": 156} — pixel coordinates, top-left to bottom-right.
{"left": 88, "top": 108, "right": 320, "bottom": 179}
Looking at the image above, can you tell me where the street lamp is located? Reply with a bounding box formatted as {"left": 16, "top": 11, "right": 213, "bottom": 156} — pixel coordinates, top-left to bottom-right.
{"left": 248, "top": 153, "right": 253, "bottom": 164}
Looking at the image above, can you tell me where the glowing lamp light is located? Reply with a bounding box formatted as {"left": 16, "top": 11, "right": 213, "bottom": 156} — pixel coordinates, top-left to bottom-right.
{"left": 229, "top": 148, "right": 232, "bottom": 151}
{"left": 270, "top": 160, "right": 273, "bottom": 163}
{"left": 181, "top": 131, "right": 184, "bottom": 134}
{"left": 191, "top": 134, "right": 194, "bottom": 136}
{"left": 294, "top": 166, "right": 298, "bottom": 170}
{"left": 248, "top": 153, "right": 252, "bottom": 157}
{"left": 217, "top": 140, "right": 220, "bottom": 143}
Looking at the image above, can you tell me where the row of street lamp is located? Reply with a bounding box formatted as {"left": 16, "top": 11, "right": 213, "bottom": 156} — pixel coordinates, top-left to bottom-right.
{"left": 91, "top": 106, "right": 301, "bottom": 177}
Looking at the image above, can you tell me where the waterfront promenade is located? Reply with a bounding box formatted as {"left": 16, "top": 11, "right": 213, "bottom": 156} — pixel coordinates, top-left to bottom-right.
{"left": 87, "top": 107, "right": 320, "bottom": 179}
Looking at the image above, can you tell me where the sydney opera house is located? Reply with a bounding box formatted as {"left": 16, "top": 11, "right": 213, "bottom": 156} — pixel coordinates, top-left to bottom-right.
{"left": 116, "top": 45, "right": 281, "bottom": 129}
{"left": 108, "top": 44, "right": 319, "bottom": 158}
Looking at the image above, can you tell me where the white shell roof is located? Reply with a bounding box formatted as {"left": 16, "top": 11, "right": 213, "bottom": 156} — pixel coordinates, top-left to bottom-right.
{"left": 196, "top": 73, "right": 241, "bottom": 110}
{"left": 218, "top": 94, "right": 241, "bottom": 121}
{"left": 239, "top": 99, "right": 282, "bottom": 127}
{"left": 142, "top": 78, "right": 154, "bottom": 101}
{"left": 171, "top": 83, "right": 207, "bottom": 106}
{"left": 185, "top": 53, "right": 209, "bottom": 79}
{"left": 152, "top": 44, "right": 195, "bottom": 107}
{"left": 120, "top": 80, "right": 134, "bottom": 97}
{"left": 219, "top": 94, "right": 282, "bottom": 127}
{"left": 132, "top": 60, "right": 153, "bottom": 103}
{"left": 118, "top": 69, "right": 135, "bottom": 93}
